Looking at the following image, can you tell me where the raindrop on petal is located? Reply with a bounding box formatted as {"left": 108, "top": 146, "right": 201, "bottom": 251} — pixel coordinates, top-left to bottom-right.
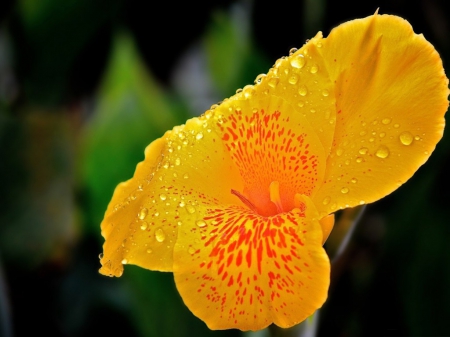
{"left": 155, "top": 228, "right": 166, "bottom": 242}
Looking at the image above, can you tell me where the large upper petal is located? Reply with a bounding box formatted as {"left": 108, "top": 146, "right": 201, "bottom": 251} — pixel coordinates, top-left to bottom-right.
{"left": 311, "top": 14, "right": 449, "bottom": 216}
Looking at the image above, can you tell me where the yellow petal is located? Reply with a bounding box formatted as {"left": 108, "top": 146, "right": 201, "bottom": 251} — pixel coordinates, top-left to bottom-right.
{"left": 311, "top": 14, "right": 449, "bottom": 215}
{"left": 99, "top": 118, "right": 244, "bottom": 276}
{"left": 173, "top": 196, "right": 329, "bottom": 331}
{"left": 259, "top": 32, "right": 337, "bottom": 155}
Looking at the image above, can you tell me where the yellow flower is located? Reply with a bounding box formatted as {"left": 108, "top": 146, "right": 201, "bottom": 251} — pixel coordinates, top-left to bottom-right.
{"left": 99, "top": 13, "right": 448, "bottom": 331}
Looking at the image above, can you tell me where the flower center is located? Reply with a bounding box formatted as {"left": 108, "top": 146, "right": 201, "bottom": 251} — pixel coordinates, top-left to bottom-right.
{"left": 231, "top": 180, "right": 289, "bottom": 216}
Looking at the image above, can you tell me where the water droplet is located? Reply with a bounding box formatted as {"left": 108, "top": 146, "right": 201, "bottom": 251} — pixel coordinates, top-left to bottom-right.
{"left": 159, "top": 194, "right": 167, "bottom": 201}
{"left": 235, "top": 88, "right": 243, "bottom": 94}
{"left": 98, "top": 253, "right": 104, "bottom": 260}
{"left": 356, "top": 157, "right": 363, "bottom": 163}
{"left": 341, "top": 187, "right": 349, "bottom": 194}
{"left": 289, "top": 47, "right": 298, "bottom": 55}
{"left": 379, "top": 132, "right": 386, "bottom": 138}
{"left": 196, "top": 132, "right": 203, "bottom": 140}
{"left": 243, "top": 85, "right": 255, "bottom": 98}
{"left": 290, "top": 54, "right": 306, "bottom": 68}
{"left": 382, "top": 118, "right": 391, "bottom": 125}
{"left": 255, "top": 73, "right": 266, "bottom": 84}
{"left": 288, "top": 74, "right": 299, "bottom": 85}
{"left": 175, "top": 157, "right": 181, "bottom": 166}
{"left": 298, "top": 101, "right": 305, "bottom": 108}
{"left": 323, "top": 196, "right": 331, "bottom": 205}
{"left": 345, "top": 159, "right": 350, "bottom": 165}
{"left": 163, "top": 161, "right": 169, "bottom": 169}
{"left": 153, "top": 212, "right": 159, "bottom": 217}
{"left": 310, "top": 64, "right": 319, "bottom": 74}
{"left": 140, "top": 222, "right": 148, "bottom": 230}
{"left": 351, "top": 178, "right": 358, "bottom": 184}
{"left": 399, "top": 131, "right": 413, "bottom": 145}
{"left": 359, "top": 131, "right": 366, "bottom": 136}
{"left": 359, "top": 200, "right": 366, "bottom": 205}
{"left": 196, "top": 220, "right": 207, "bottom": 228}
{"left": 376, "top": 145, "right": 390, "bottom": 158}
{"left": 179, "top": 201, "right": 185, "bottom": 207}
{"left": 146, "top": 248, "right": 152, "bottom": 254}
{"left": 186, "top": 205, "right": 196, "bottom": 214}
{"left": 336, "top": 148, "right": 344, "bottom": 156}
{"left": 393, "top": 123, "right": 400, "bottom": 129}
{"left": 414, "top": 135, "right": 421, "bottom": 141}
{"left": 359, "top": 147, "right": 368, "bottom": 155}
{"left": 121, "top": 259, "right": 128, "bottom": 265}
{"left": 322, "top": 89, "right": 329, "bottom": 97}
{"left": 369, "top": 137, "right": 375, "bottom": 143}
{"left": 177, "top": 221, "right": 182, "bottom": 226}
{"left": 188, "top": 247, "right": 196, "bottom": 255}
{"left": 298, "top": 85, "right": 308, "bottom": 96}
{"left": 155, "top": 228, "right": 166, "bottom": 242}
{"left": 268, "top": 77, "right": 279, "bottom": 88}
{"left": 138, "top": 208, "right": 148, "bottom": 220}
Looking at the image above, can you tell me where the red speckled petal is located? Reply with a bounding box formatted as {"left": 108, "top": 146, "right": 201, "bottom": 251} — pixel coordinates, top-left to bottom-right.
{"left": 173, "top": 196, "right": 330, "bottom": 331}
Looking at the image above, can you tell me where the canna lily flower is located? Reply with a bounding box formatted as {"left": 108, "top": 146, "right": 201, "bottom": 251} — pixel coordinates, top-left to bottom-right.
{"left": 99, "top": 13, "right": 448, "bottom": 331}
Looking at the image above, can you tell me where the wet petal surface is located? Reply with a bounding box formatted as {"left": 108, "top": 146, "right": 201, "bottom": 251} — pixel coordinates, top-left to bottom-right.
{"left": 311, "top": 14, "right": 449, "bottom": 215}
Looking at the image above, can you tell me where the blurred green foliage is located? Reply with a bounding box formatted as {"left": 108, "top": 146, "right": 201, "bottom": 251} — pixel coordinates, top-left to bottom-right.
{"left": 1, "top": 0, "right": 450, "bottom": 337}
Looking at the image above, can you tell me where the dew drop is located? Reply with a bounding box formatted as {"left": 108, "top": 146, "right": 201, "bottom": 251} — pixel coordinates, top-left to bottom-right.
{"left": 177, "top": 221, "right": 182, "bottom": 226}
{"left": 196, "top": 220, "right": 207, "bottom": 228}
{"left": 376, "top": 145, "right": 390, "bottom": 158}
{"left": 138, "top": 208, "right": 148, "bottom": 220}
{"left": 322, "top": 89, "right": 329, "bottom": 97}
{"left": 289, "top": 47, "right": 298, "bottom": 55}
{"left": 336, "top": 148, "right": 344, "bottom": 156}
{"left": 369, "top": 137, "right": 375, "bottom": 143}
{"left": 298, "top": 101, "right": 305, "bottom": 108}
{"left": 98, "top": 253, "right": 104, "bottom": 260}
{"left": 288, "top": 74, "right": 299, "bottom": 85}
{"left": 359, "top": 147, "right": 368, "bottom": 155}
{"left": 146, "top": 248, "right": 153, "bottom": 254}
{"left": 179, "top": 201, "right": 185, "bottom": 207}
{"left": 356, "top": 157, "right": 363, "bottom": 163}
{"left": 188, "top": 247, "right": 196, "bottom": 255}
{"left": 196, "top": 132, "right": 204, "bottom": 140}
{"left": 160, "top": 194, "right": 167, "bottom": 201}
{"left": 399, "top": 131, "right": 414, "bottom": 146}
{"left": 235, "top": 88, "right": 243, "bottom": 94}
{"left": 382, "top": 118, "right": 391, "bottom": 125}
{"left": 379, "top": 132, "right": 386, "bottom": 138}
{"left": 341, "top": 187, "right": 349, "bottom": 194}
{"left": 183, "top": 173, "right": 189, "bottom": 179}
{"left": 360, "top": 131, "right": 366, "bottom": 136}
{"left": 186, "top": 205, "right": 196, "bottom": 214}
{"left": 268, "top": 77, "right": 279, "bottom": 88}
{"left": 298, "top": 85, "right": 308, "bottom": 96}
{"left": 121, "top": 259, "right": 128, "bottom": 264}
{"left": 290, "top": 54, "right": 306, "bottom": 68}
{"left": 359, "top": 200, "right": 366, "bottom": 205}
{"left": 175, "top": 157, "right": 181, "bottom": 166}
{"left": 310, "top": 64, "right": 319, "bottom": 74}
{"left": 140, "top": 222, "right": 148, "bottom": 230}
{"left": 255, "top": 73, "right": 266, "bottom": 84}
{"left": 153, "top": 212, "right": 159, "bottom": 217}
{"left": 351, "top": 178, "right": 358, "bottom": 184}
{"left": 155, "top": 228, "right": 166, "bottom": 242}
{"left": 323, "top": 196, "right": 331, "bottom": 205}
{"left": 394, "top": 123, "right": 400, "bottom": 129}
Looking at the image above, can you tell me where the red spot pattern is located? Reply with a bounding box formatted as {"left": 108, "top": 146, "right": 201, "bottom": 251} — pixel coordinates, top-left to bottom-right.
{"left": 217, "top": 107, "right": 320, "bottom": 216}
{"left": 184, "top": 205, "right": 319, "bottom": 327}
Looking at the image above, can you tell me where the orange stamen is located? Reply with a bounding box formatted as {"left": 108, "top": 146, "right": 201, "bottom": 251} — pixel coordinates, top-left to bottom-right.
{"left": 269, "top": 181, "right": 284, "bottom": 213}
{"left": 231, "top": 189, "right": 258, "bottom": 213}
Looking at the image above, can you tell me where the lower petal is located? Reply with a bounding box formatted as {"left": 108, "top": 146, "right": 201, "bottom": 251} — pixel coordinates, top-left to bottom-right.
{"left": 173, "top": 196, "right": 330, "bottom": 331}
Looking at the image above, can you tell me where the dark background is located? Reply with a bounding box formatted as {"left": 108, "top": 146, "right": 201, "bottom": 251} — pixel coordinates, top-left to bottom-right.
{"left": 0, "top": 0, "right": 449, "bottom": 336}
